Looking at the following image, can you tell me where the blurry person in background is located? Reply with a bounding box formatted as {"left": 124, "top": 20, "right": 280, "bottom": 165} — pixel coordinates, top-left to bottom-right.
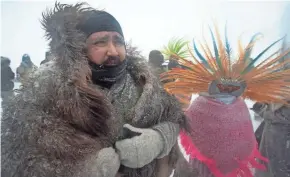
{"left": 16, "top": 54, "right": 37, "bottom": 84}
{"left": 167, "top": 59, "right": 181, "bottom": 71}
{"left": 148, "top": 50, "right": 166, "bottom": 77}
{"left": 252, "top": 102, "right": 290, "bottom": 177}
{"left": 253, "top": 4, "right": 290, "bottom": 176}
{"left": 1, "top": 56, "right": 15, "bottom": 104}
{"left": 40, "top": 51, "right": 53, "bottom": 65}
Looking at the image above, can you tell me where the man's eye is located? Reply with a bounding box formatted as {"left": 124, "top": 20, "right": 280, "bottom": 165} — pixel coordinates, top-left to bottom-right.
{"left": 115, "top": 39, "right": 125, "bottom": 46}
{"left": 94, "top": 41, "right": 106, "bottom": 46}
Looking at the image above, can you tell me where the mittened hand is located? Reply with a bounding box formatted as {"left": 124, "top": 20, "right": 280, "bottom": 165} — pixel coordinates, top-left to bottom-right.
{"left": 115, "top": 124, "right": 164, "bottom": 168}
{"left": 95, "top": 147, "right": 121, "bottom": 177}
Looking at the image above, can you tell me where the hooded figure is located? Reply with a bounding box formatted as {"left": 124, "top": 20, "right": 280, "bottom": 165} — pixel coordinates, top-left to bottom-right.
{"left": 1, "top": 56, "right": 15, "bottom": 103}
{"left": 252, "top": 102, "right": 290, "bottom": 177}
{"left": 16, "top": 54, "right": 37, "bottom": 83}
{"left": 1, "top": 2, "right": 186, "bottom": 177}
{"left": 148, "top": 50, "right": 166, "bottom": 77}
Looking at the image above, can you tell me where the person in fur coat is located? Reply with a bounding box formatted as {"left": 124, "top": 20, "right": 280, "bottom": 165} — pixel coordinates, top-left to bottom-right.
{"left": 1, "top": 2, "right": 187, "bottom": 177}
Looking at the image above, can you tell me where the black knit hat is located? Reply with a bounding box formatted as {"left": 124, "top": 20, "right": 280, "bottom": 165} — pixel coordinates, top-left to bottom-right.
{"left": 78, "top": 10, "right": 124, "bottom": 38}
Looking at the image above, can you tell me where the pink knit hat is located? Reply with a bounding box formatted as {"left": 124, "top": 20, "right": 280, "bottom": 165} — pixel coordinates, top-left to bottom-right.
{"left": 180, "top": 96, "right": 268, "bottom": 177}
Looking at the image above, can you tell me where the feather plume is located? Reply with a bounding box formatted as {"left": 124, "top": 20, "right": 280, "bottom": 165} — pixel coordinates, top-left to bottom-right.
{"left": 161, "top": 37, "right": 190, "bottom": 60}
{"left": 161, "top": 25, "right": 290, "bottom": 106}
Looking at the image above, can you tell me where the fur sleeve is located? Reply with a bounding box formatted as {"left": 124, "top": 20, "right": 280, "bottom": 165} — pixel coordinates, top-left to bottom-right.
{"left": 159, "top": 90, "right": 188, "bottom": 130}
{"left": 1, "top": 99, "right": 115, "bottom": 177}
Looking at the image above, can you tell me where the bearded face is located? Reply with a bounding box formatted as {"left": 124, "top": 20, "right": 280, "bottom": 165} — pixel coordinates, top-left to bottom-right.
{"left": 86, "top": 31, "right": 126, "bottom": 67}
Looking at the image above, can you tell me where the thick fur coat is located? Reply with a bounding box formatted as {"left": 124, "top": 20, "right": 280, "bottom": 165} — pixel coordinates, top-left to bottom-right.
{"left": 1, "top": 2, "right": 186, "bottom": 177}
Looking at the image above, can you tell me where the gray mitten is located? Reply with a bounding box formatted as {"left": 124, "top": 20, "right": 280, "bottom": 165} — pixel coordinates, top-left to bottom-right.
{"left": 94, "top": 147, "right": 120, "bottom": 177}
{"left": 152, "top": 122, "right": 180, "bottom": 158}
{"left": 115, "top": 122, "right": 179, "bottom": 168}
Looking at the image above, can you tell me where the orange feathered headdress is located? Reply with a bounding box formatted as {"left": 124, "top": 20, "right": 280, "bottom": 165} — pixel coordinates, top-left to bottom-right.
{"left": 161, "top": 24, "right": 290, "bottom": 106}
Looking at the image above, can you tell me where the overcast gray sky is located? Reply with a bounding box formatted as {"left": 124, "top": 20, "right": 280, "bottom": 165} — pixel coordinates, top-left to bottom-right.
{"left": 1, "top": 0, "right": 289, "bottom": 72}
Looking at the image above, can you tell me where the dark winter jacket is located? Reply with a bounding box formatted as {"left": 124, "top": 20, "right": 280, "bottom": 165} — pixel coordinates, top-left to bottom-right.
{"left": 1, "top": 57, "right": 15, "bottom": 91}
{"left": 252, "top": 102, "right": 290, "bottom": 177}
{"left": 1, "top": 3, "right": 186, "bottom": 177}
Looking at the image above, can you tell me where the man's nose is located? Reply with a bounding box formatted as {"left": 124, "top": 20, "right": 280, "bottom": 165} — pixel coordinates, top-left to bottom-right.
{"left": 107, "top": 42, "right": 118, "bottom": 56}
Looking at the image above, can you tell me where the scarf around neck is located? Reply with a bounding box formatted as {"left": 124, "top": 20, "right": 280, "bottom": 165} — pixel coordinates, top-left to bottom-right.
{"left": 90, "top": 59, "right": 128, "bottom": 88}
